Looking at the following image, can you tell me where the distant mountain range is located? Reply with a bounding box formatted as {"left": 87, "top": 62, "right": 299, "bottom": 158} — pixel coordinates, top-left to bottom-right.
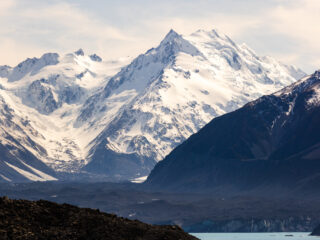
{"left": 0, "top": 29, "right": 305, "bottom": 182}
{"left": 146, "top": 70, "right": 320, "bottom": 193}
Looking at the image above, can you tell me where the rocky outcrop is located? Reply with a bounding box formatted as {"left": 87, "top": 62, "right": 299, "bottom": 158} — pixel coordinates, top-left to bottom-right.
{"left": 90, "top": 54, "right": 102, "bottom": 62}
{"left": 0, "top": 197, "right": 198, "bottom": 240}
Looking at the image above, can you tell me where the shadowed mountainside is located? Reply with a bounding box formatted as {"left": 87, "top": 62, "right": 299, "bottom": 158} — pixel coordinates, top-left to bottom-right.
{"left": 146, "top": 71, "right": 320, "bottom": 193}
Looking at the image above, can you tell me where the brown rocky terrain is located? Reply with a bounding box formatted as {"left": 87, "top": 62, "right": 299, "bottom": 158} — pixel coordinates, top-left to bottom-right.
{"left": 0, "top": 196, "right": 198, "bottom": 240}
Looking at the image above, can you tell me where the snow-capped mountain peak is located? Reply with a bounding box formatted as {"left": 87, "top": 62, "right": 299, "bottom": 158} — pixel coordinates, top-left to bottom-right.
{"left": 191, "top": 28, "right": 229, "bottom": 41}
{"left": 156, "top": 29, "right": 203, "bottom": 59}
{"left": 160, "top": 29, "right": 180, "bottom": 42}
{"left": 80, "top": 29, "right": 306, "bottom": 180}
{"left": 0, "top": 29, "right": 307, "bottom": 182}
{"left": 3, "top": 53, "right": 59, "bottom": 82}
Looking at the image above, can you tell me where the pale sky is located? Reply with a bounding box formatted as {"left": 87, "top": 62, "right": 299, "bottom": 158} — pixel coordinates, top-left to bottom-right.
{"left": 0, "top": 0, "right": 319, "bottom": 73}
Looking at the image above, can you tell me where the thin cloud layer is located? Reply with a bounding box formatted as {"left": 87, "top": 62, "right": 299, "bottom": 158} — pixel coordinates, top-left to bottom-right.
{"left": 0, "top": 0, "right": 318, "bottom": 73}
{"left": 269, "top": 0, "right": 320, "bottom": 70}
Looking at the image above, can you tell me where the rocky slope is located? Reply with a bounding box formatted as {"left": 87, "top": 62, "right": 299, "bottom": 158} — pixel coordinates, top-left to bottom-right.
{"left": 146, "top": 70, "right": 320, "bottom": 192}
{"left": 0, "top": 196, "right": 198, "bottom": 240}
{"left": 0, "top": 29, "right": 305, "bottom": 182}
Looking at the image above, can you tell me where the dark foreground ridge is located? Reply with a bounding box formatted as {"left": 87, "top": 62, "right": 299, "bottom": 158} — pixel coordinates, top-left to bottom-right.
{"left": 0, "top": 196, "right": 198, "bottom": 240}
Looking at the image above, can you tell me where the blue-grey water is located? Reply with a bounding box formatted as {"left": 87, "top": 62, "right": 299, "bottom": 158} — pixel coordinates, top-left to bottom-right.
{"left": 191, "top": 232, "right": 317, "bottom": 240}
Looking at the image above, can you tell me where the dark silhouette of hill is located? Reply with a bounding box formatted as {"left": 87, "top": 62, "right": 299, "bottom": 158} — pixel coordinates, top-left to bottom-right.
{"left": 0, "top": 196, "right": 198, "bottom": 240}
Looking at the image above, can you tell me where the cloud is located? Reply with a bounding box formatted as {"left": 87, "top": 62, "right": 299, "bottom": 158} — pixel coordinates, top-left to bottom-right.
{"left": 267, "top": 0, "right": 320, "bottom": 72}
{"left": 0, "top": 38, "right": 48, "bottom": 67}
{"left": 143, "top": 15, "right": 262, "bottom": 38}
{"left": 0, "top": 0, "right": 318, "bottom": 73}
{"left": 20, "top": 2, "right": 129, "bottom": 41}
{"left": 0, "top": 1, "right": 135, "bottom": 66}
{"left": 270, "top": 0, "right": 320, "bottom": 47}
{"left": 122, "top": 0, "right": 319, "bottom": 73}
{"left": 0, "top": 0, "right": 15, "bottom": 16}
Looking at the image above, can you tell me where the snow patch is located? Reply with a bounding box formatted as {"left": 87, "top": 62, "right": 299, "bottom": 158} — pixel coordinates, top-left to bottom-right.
{"left": 0, "top": 174, "right": 11, "bottom": 182}
{"left": 5, "top": 162, "right": 48, "bottom": 182}
{"left": 20, "top": 161, "right": 58, "bottom": 181}
{"left": 131, "top": 175, "right": 148, "bottom": 183}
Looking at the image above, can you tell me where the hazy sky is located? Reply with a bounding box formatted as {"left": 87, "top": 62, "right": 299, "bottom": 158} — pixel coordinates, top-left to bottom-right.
{"left": 0, "top": 0, "right": 319, "bottom": 73}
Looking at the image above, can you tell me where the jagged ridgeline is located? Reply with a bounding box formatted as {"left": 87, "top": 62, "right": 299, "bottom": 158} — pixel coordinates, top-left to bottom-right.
{"left": 0, "top": 29, "right": 305, "bottom": 182}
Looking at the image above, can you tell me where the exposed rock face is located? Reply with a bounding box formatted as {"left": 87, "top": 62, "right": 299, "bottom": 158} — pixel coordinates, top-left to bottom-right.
{"left": 0, "top": 197, "right": 198, "bottom": 240}
{"left": 25, "top": 76, "right": 86, "bottom": 114}
{"left": 90, "top": 54, "right": 102, "bottom": 62}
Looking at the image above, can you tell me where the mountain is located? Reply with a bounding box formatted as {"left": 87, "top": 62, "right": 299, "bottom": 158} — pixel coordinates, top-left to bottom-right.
{"left": 146, "top": 70, "right": 320, "bottom": 193}
{"left": 0, "top": 50, "right": 130, "bottom": 182}
{"left": 0, "top": 29, "right": 305, "bottom": 182}
{"left": 78, "top": 29, "right": 305, "bottom": 179}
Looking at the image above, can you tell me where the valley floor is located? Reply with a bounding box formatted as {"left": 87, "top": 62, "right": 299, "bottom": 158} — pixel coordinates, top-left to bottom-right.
{"left": 0, "top": 182, "right": 319, "bottom": 233}
{"left": 192, "top": 232, "right": 316, "bottom": 240}
{"left": 0, "top": 196, "right": 196, "bottom": 240}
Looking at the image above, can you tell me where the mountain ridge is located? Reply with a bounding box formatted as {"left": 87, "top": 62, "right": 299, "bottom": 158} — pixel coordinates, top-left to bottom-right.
{"left": 146, "top": 70, "right": 320, "bottom": 192}
{"left": 0, "top": 29, "right": 306, "bottom": 182}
